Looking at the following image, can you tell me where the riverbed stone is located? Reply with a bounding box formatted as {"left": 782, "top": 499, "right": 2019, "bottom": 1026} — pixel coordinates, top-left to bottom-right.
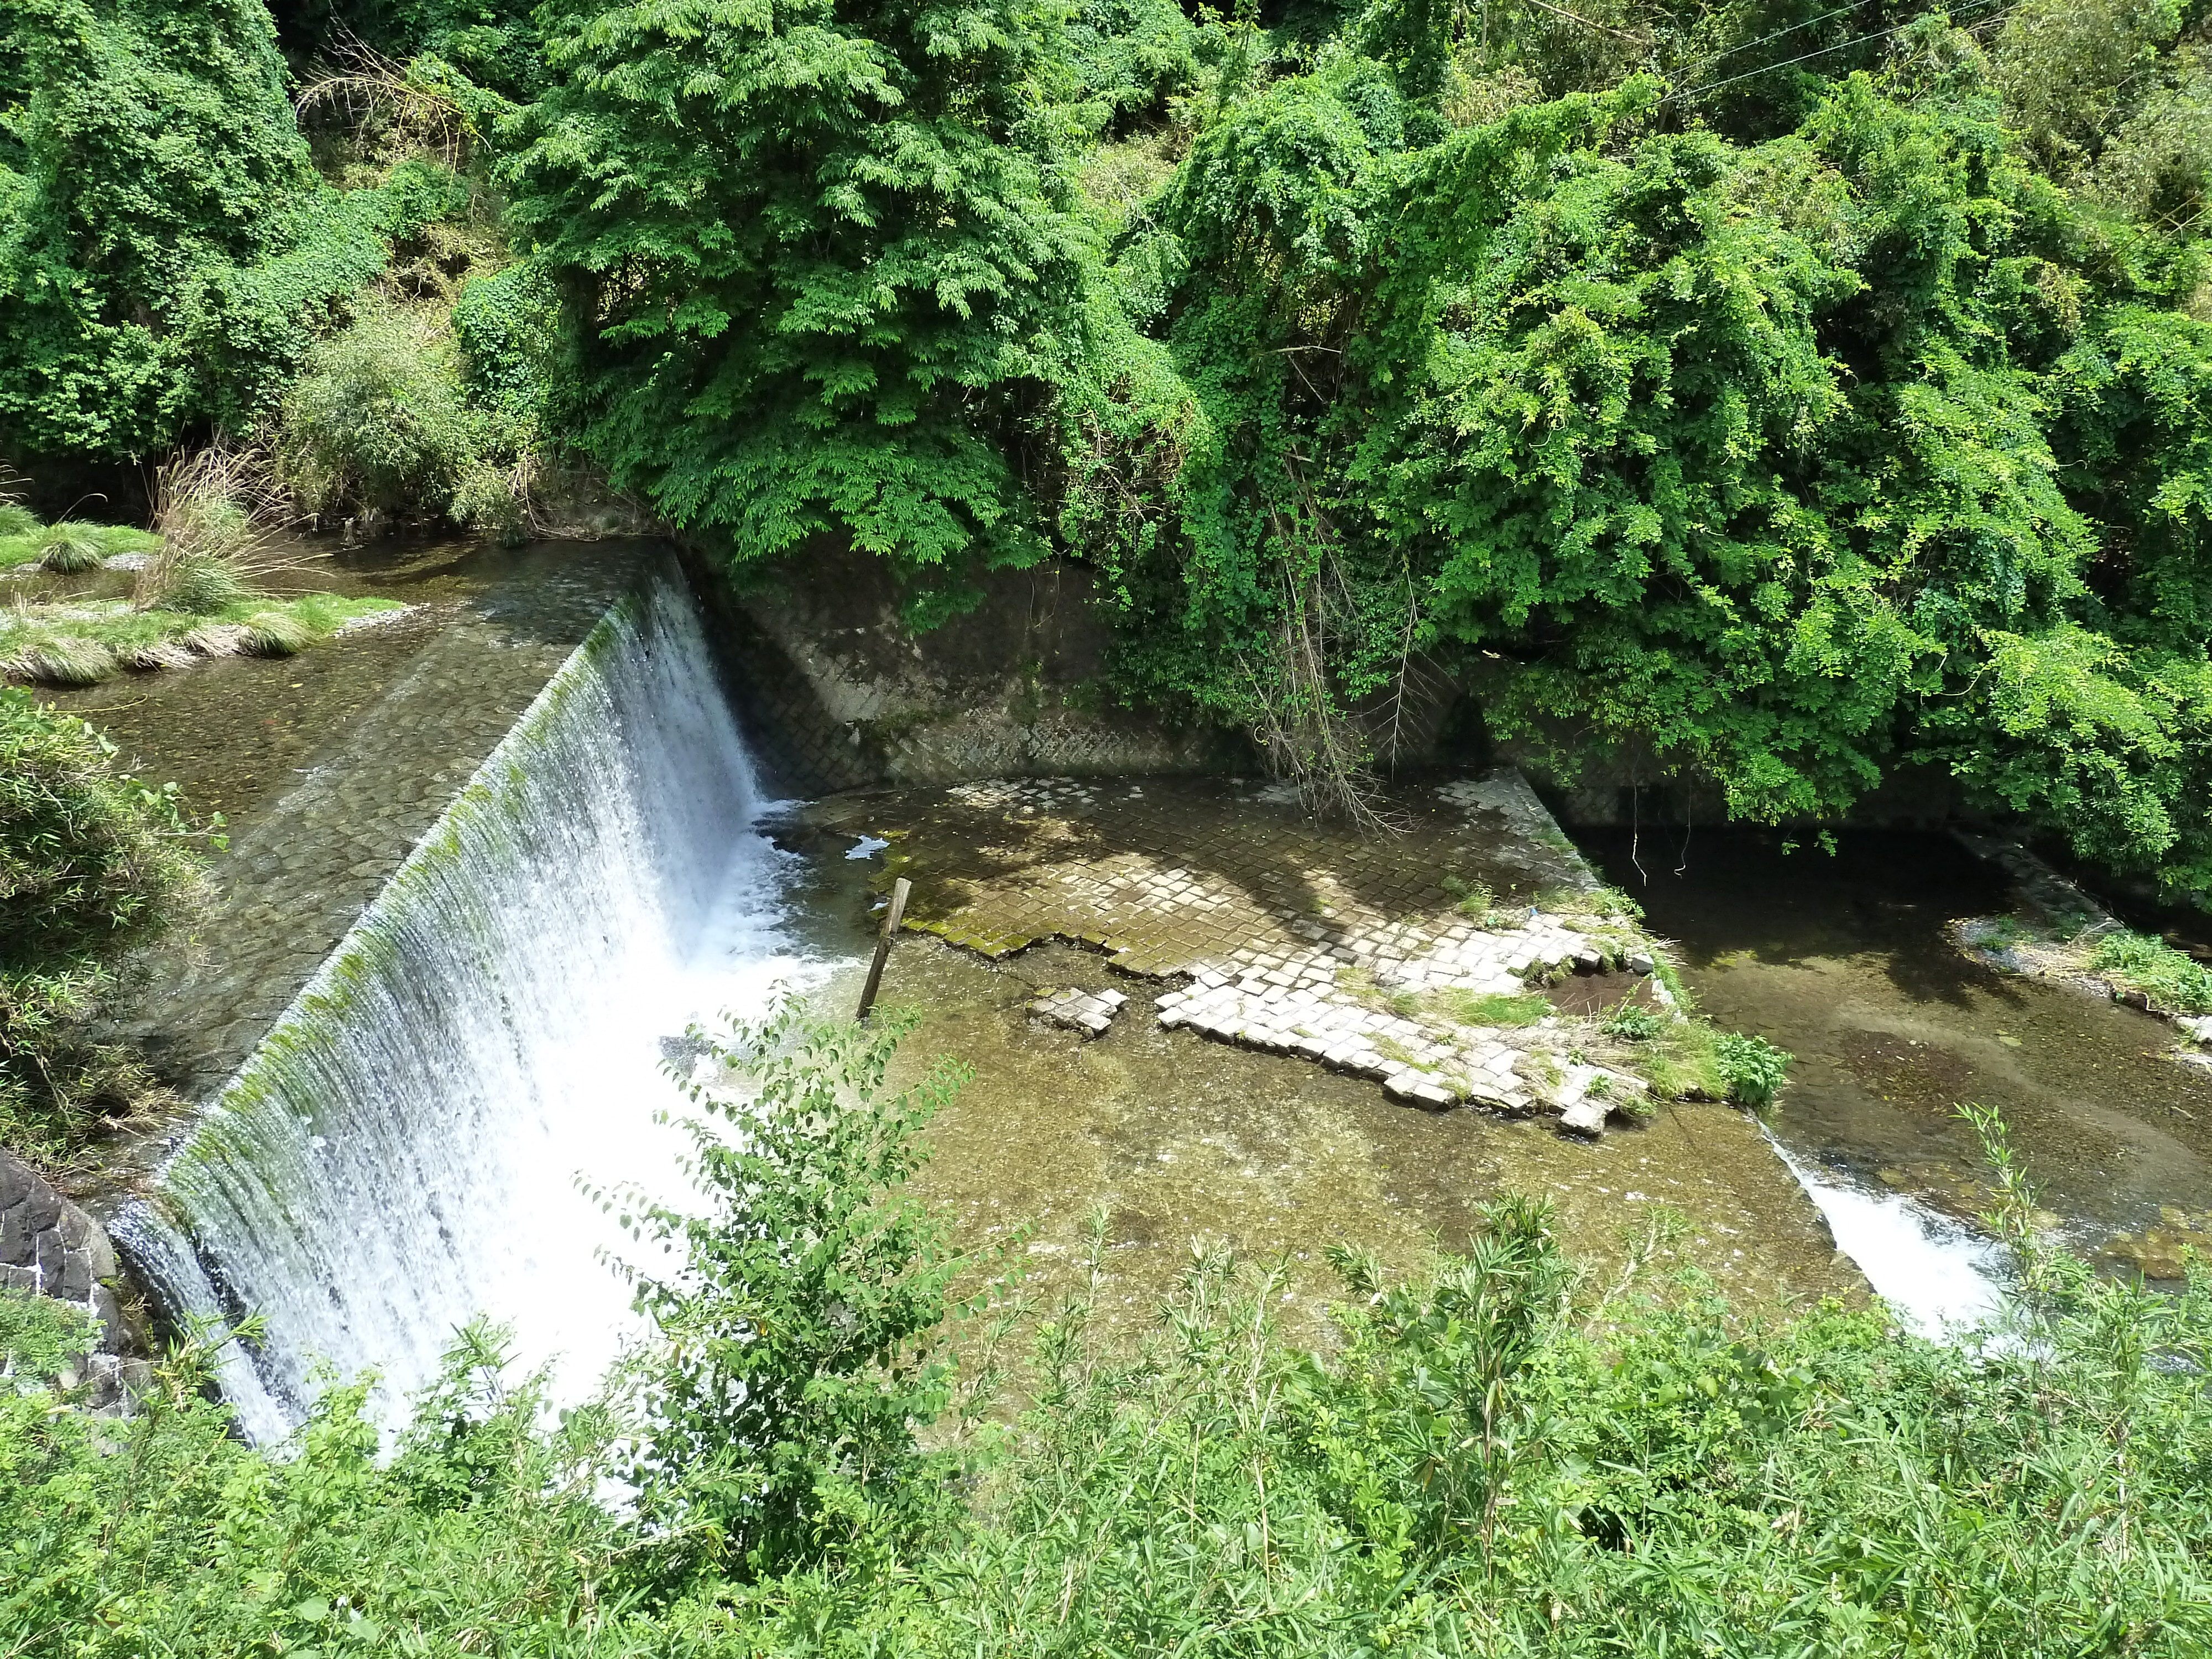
{"left": 0, "top": 1148, "right": 147, "bottom": 1408}
{"left": 814, "top": 769, "right": 1672, "bottom": 1132}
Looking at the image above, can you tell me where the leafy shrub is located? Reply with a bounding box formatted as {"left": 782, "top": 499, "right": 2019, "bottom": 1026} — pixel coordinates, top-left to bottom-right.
{"left": 450, "top": 260, "right": 561, "bottom": 431}
{"left": 0, "top": 695, "right": 198, "bottom": 971}
{"left": 1714, "top": 1030, "right": 1793, "bottom": 1109}
{"left": 1064, "top": 0, "right": 1199, "bottom": 127}
{"left": 0, "top": 1285, "right": 96, "bottom": 1391}
{"left": 276, "top": 306, "right": 487, "bottom": 519}
{"left": 0, "top": 0, "right": 392, "bottom": 460}
{"left": 503, "top": 0, "right": 1090, "bottom": 593}
{"left": 1, "top": 689, "right": 203, "bottom": 1151}
{"left": 2089, "top": 927, "right": 2212, "bottom": 1014}
{"left": 612, "top": 1003, "right": 975, "bottom": 1581}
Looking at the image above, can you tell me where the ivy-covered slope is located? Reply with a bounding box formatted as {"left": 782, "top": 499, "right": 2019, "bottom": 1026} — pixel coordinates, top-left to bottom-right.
{"left": 9, "top": 0, "right": 2212, "bottom": 891}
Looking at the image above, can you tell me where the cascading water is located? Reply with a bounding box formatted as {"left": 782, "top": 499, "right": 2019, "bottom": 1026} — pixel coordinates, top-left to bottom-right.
{"left": 1766, "top": 1136, "right": 2011, "bottom": 1339}
{"left": 116, "top": 565, "right": 816, "bottom": 1443}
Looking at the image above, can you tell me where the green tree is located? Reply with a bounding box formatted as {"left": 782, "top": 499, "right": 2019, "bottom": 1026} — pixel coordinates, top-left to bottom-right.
{"left": 500, "top": 0, "right": 1091, "bottom": 608}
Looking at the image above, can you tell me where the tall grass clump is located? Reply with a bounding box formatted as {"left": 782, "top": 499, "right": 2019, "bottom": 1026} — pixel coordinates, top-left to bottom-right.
{"left": 35, "top": 525, "right": 103, "bottom": 573}
{"left": 134, "top": 446, "right": 294, "bottom": 617}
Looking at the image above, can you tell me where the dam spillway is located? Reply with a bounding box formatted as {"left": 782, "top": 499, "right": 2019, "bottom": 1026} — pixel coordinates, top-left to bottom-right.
{"left": 114, "top": 563, "right": 811, "bottom": 1442}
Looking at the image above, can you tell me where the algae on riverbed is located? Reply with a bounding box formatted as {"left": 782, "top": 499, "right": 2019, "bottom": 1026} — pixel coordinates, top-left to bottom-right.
{"left": 779, "top": 783, "right": 1861, "bottom": 1335}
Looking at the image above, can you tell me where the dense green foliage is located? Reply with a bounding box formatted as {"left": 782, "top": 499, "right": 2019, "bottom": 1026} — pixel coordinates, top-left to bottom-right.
{"left": 14, "top": 0, "right": 2212, "bottom": 862}
{"left": 1068, "top": 19, "right": 2212, "bottom": 873}
{"left": 7, "top": 1015, "right": 2212, "bottom": 1656}
{"left": 276, "top": 301, "right": 524, "bottom": 530}
{"left": 2088, "top": 923, "right": 2212, "bottom": 1011}
{"left": 0, "top": 690, "right": 204, "bottom": 1154}
{"left": 498, "top": 0, "right": 1091, "bottom": 604}
{"left": 0, "top": 0, "right": 413, "bottom": 459}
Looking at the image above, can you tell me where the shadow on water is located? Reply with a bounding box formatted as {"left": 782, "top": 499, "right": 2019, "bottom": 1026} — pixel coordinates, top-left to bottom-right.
{"left": 1577, "top": 826, "right": 2212, "bottom": 1277}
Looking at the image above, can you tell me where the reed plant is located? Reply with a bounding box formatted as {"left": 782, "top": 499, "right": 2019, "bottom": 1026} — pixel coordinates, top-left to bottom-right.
{"left": 134, "top": 445, "right": 307, "bottom": 617}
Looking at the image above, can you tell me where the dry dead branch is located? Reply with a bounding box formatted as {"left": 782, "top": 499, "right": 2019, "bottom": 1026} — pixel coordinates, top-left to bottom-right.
{"left": 295, "top": 35, "right": 470, "bottom": 168}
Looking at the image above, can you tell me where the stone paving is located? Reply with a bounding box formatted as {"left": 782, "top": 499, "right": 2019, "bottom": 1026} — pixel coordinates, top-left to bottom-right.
{"left": 1029, "top": 985, "right": 1129, "bottom": 1037}
{"left": 818, "top": 770, "right": 1678, "bottom": 1134}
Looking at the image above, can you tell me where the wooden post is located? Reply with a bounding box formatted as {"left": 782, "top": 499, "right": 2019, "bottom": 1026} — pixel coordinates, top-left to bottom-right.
{"left": 856, "top": 877, "right": 911, "bottom": 1024}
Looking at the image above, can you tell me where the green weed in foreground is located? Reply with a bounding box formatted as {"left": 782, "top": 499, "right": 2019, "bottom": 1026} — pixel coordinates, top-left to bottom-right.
{"left": 2, "top": 689, "right": 212, "bottom": 1159}
{"left": 7, "top": 1009, "right": 2212, "bottom": 1656}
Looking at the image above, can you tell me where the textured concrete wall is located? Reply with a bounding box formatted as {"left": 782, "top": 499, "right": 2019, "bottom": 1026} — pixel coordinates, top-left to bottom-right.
{"left": 686, "top": 544, "right": 1246, "bottom": 794}
{"left": 1, "top": 1149, "right": 147, "bottom": 1406}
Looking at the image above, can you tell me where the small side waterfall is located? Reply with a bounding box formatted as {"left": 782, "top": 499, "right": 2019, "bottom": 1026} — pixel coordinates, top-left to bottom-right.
{"left": 117, "top": 565, "right": 810, "bottom": 1443}
{"left": 1767, "top": 1136, "right": 2011, "bottom": 1339}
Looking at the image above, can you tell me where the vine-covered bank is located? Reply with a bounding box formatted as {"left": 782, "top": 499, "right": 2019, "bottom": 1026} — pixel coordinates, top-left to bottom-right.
{"left": 9, "top": 0, "right": 2212, "bottom": 881}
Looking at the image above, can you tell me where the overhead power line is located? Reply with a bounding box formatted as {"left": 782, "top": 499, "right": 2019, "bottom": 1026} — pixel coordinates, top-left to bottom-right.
{"left": 1687, "top": 1, "right": 1871, "bottom": 74}
{"left": 1662, "top": 0, "right": 2013, "bottom": 103}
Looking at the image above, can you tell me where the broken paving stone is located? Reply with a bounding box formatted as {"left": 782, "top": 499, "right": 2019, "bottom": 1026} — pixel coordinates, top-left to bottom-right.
{"left": 1029, "top": 987, "right": 1127, "bottom": 1039}
{"left": 1559, "top": 1099, "right": 1609, "bottom": 1136}
{"left": 876, "top": 770, "right": 1676, "bottom": 1132}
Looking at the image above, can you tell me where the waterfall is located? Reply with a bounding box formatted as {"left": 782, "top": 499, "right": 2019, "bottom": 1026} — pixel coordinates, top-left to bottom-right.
{"left": 1766, "top": 1135, "right": 2011, "bottom": 1339}
{"left": 115, "top": 565, "right": 812, "bottom": 1444}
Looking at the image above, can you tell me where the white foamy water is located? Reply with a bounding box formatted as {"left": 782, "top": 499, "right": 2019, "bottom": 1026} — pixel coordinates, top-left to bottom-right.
{"left": 117, "top": 568, "right": 823, "bottom": 1443}
{"left": 1767, "top": 1135, "right": 2011, "bottom": 1339}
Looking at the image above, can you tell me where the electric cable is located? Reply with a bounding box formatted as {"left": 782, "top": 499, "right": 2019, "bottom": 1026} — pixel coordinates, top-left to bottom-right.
{"left": 1662, "top": 0, "right": 2013, "bottom": 103}
{"left": 1686, "top": 0, "right": 1870, "bottom": 74}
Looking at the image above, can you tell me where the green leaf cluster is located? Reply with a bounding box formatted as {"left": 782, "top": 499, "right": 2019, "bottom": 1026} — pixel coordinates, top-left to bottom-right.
{"left": 0, "top": 688, "right": 205, "bottom": 1153}
{"left": 498, "top": 0, "right": 1094, "bottom": 603}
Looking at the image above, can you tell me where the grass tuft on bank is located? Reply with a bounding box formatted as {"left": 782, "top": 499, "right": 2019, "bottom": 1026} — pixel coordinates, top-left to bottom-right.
{"left": 2, "top": 592, "right": 403, "bottom": 685}
{"left": 2088, "top": 928, "right": 2212, "bottom": 1016}
{"left": 0, "top": 520, "right": 159, "bottom": 574}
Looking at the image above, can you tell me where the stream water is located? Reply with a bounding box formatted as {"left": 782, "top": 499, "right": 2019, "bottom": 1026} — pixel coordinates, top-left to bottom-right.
{"left": 1580, "top": 827, "right": 2212, "bottom": 1326}
{"left": 79, "top": 540, "right": 2211, "bottom": 1432}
